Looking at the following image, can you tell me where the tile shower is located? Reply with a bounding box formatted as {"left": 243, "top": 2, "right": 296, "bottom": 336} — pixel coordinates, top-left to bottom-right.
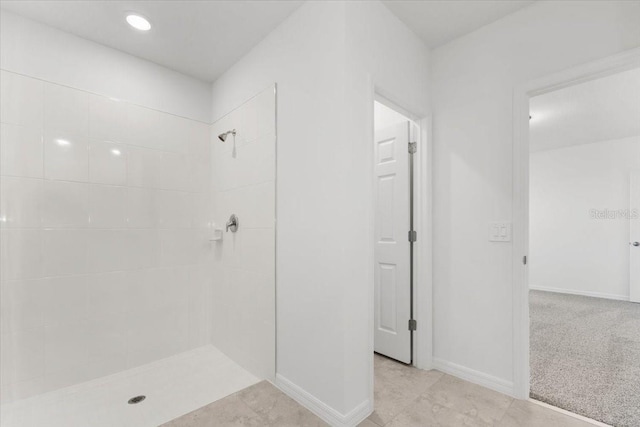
{"left": 210, "top": 85, "right": 276, "bottom": 381}
{"left": 0, "top": 70, "right": 276, "bottom": 425}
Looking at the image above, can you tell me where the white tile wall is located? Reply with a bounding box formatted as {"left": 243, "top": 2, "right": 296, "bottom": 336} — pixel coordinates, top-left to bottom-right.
{"left": 209, "top": 86, "right": 276, "bottom": 380}
{"left": 43, "top": 83, "right": 89, "bottom": 135}
{"left": 88, "top": 185, "right": 127, "bottom": 228}
{"left": 0, "top": 278, "right": 47, "bottom": 335}
{"left": 1, "top": 229, "right": 43, "bottom": 281}
{"left": 0, "top": 328, "right": 45, "bottom": 386}
{"left": 159, "top": 152, "right": 190, "bottom": 191}
{"left": 43, "top": 131, "right": 89, "bottom": 182}
{"left": 42, "top": 230, "right": 88, "bottom": 276}
{"left": 86, "top": 230, "right": 126, "bottom": 273}
{"left": 88, "top": 95, "right": 128, "bottom": 143}
{"left": 0, "top": 177, "right": 43, "bottom": 228}
{"left": 0, "top": 71, "right": 43, "bottom": 128}
{"left": 87, "top": 272, "right": 126, "bottom": 317}
{"left": 127, "top": 146, "right": 160, "bottom": 188}
{"left": 88, "top": 141, "right": 127, "bottom": 185}
{"left": 0, "top": 71, "right": 213, "bottom": 403}
{"left": 43, "top": 275, "right": 89, "bottom": 326}
{"left": 157, "top": 190, "right": 192, "bottom": 228}
{"left": 123, "top": 230, "right": 160, "bottom": 270}
{"left": 42, "top": 180, "right": 89, "bottom": 228}
{"left": 125, "top": 187, "right": 157, "bottom": 228}
{"left": 0, "top": 124, "right": 44, "bottom": 178}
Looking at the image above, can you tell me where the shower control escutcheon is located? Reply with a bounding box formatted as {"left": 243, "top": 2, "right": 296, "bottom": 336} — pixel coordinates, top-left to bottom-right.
{"left": 226, "top": 214, "right": 239, "bottom": 232}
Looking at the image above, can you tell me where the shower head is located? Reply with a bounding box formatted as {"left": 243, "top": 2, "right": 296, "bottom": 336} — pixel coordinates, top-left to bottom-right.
{"left": 218, "top": 129, "right": 236, "bottom": 142}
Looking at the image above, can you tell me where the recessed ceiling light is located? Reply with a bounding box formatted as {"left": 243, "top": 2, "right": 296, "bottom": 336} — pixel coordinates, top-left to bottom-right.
{"left": 111, "top": 149, "right": 122, "bottom": 156}
{"left": 55, "top": 138, "right": 71, "bottom": 146}
{"left": 126, "top": 14, "right": 151, "bottom": 31}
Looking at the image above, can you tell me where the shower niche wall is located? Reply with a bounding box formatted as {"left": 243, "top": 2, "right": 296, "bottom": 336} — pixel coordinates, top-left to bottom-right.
{"left": 210, "top": 85, "right": 277, "bottom": 381}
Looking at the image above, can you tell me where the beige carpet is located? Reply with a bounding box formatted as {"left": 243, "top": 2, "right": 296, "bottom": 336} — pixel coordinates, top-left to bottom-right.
{"left": 530, "top": 290, "right": 640, "bottom": 427}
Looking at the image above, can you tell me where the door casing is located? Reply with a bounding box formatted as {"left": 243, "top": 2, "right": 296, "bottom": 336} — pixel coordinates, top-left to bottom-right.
{"left": 369, "top": 90, "right": 433, "bottom": 369}
{"left": 512, "top": 47, "right": 640, "bottom": 399}
{"left": 630, "top": 171, "right": 640, "bottom": 303}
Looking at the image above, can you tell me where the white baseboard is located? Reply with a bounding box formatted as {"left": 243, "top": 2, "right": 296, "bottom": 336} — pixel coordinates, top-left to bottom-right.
{"left": 529, "top": 285, "right": 629, "bottom": 302}
{"left": 274, "top": 374, "right": 372, "bottom": 427}
{"left": 432, "top": 358, "right": 514, "bottom": 397}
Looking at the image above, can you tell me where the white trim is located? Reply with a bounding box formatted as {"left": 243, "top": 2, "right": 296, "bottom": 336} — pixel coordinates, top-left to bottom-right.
{"left": 366, "top": 76, "right": 376, "bottom": 411}
{"left": 512, "top": 85, "right": 531, "bottom": 400}
{"left": 274, "top": 374, "right": 372, "bottom": 427}
{"left": 529, "top": 399, "right": 612, "bottom": 427}
{"left": 414, "top": 114, "right": 433, "bottom": 370}
{"left": 529, "top": 285, "right": 630, "bottom": 302}
{"left": 513, "top": 47, "right": 640, "bottom": 399}
{"left": 374, "top": 91, "right": 421, "bottom": 124}
{"left": 432, "top": 358, "right": 514, "bottom": 396}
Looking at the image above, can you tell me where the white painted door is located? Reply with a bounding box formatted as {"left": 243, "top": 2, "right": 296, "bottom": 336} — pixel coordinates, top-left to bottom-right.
{"left": 374, "top": 121, "right": 411, "bottom": 363}
{"left": 630, "top": 171, "right": 640, "bottom": 303}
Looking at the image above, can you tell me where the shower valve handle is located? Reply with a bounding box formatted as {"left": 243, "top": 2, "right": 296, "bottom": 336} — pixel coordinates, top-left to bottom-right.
{"left": 226, "top": 214, "right": 238, "bottom": 232}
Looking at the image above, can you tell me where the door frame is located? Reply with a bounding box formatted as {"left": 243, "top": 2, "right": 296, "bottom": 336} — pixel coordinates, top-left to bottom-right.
{"left": 370, "top": 90, "right": 433, "bottom": 372}
{"left": 512, "top": 47, "right": 640, "bottom": 399}
{"left": 631, "top": 171, "right": 640, "bottom": 303}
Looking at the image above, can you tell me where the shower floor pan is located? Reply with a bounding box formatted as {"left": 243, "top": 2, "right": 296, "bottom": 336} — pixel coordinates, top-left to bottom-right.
{"left": 1, "top": 345, "right": 259, "bottom": 427}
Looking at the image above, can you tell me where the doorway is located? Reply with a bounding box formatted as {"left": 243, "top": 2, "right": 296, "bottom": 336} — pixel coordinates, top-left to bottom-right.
{"left": 368, "top": 97, "right": 440, "bottom": 425}
{"left": 513, "top": 49, "right": 640, "bottom": 427}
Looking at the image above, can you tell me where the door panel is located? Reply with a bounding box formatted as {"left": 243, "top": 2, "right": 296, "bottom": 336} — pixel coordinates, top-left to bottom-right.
{"left": 378, "top": 175, "right": 396, "bottom": 241}
{"left": 378, "top": 263, "right": 397, "bottom": 332}
{"left": 631, "top": 171, "right": 640, "bottom": 303}
{"left": 374, "top": 121, "right": 411, "bottom": 363}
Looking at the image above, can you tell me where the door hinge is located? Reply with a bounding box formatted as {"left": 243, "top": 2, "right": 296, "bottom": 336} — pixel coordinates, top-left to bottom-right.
{"left": 408, "top": 319, "right": 417, "bottom": 331}
{"left": 408, "top": 142, "right": 417, "bottom": 154}
{"left": 523, "top": 255, "right": 527, "bottom": 265}
{"left": 408, "top": 230, "right": 417, "bottom": 242}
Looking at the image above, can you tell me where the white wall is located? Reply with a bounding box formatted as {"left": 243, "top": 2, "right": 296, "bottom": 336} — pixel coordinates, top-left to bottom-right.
{"left": 430, "top": 0, "right": 640, "bottom": 391}
{"left": 342, "top": 0, "right": 429, "bottom": 413}
{"left": 210, "top": 86, "right": 276, "bottom": 381}
{"left": 0, "top": 10, "right": 211, "bottom": 122}
{"left": 0, "top": 71, "right": 212, "bottom": 403}
{"left": 530, "top": 136, "right": 640, "bottom": 300}
{"left": 211, "top": 2, "right": 351, "bottom": 415}
{"left": 210, "top": 0, "right": 429, "bottom": 420}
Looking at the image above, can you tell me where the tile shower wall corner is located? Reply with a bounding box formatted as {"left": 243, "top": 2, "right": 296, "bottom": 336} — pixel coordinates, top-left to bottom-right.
{"left": 210, "top": 86, "right": 276, "bottom": 381}
{"left": 0, "top": 70, "right": 213, "bottom": 403}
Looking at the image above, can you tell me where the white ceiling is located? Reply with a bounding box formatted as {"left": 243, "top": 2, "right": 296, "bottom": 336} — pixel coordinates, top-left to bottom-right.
{"left": 530, "top": 68, "right": 640, "bottom": 152}
{"left": 1, "top": 0, "right": 541, "bottom": 83}
{"left": 382, "top": 0, "right": 535, "bottom": 48}
{"left": 0, "top": 0, "right": 303, "bottom": 82}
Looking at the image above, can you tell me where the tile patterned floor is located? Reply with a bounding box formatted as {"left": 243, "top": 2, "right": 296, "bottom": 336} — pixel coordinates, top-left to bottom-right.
{"left": 161, "top": 381, "right": 326, "bottom": 427}
{"left": 165, "top": 353, "right": 598, "bottom": 427}
{"left": 365, "top": 354, "right": 595, "bottom": 427}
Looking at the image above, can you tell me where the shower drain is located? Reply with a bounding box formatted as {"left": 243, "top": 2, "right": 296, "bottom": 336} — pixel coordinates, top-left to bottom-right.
{"left": 128, "top": 395, "right": 146, "bottom": 405}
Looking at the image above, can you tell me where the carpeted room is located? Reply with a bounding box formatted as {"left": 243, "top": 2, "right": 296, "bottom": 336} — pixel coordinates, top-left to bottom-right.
{"left": 528, "top": 68, "right": 640, "bottom": 427}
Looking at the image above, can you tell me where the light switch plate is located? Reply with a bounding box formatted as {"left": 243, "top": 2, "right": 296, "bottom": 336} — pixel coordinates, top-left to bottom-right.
{"left": 489, "top": 222, "right": 512, "bottom": 242}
